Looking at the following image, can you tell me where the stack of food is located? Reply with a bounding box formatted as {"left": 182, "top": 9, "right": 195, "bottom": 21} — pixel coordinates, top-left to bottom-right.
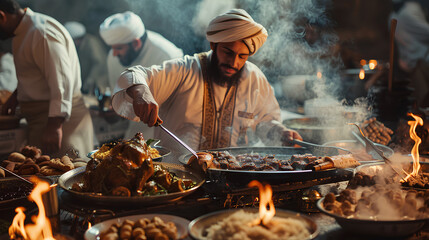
{"left": 0, "top": 146, "right": 86, "bottom": 177}
{"left": 71, "top": 132, "right": 195, "bottom": 197}
{"left": 99, "top": 216, "right": 178, "bottom": 240}
{"left": 359, "top": 117, "right": 393, "bottom": 145}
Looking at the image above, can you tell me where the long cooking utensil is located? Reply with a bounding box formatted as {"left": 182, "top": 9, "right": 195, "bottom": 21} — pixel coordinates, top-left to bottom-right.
{"left": 349, "top": 123, "right": 407, "bottom": 180}
{"left": 0, "top": 166, "right": 33, "bottom": 185}
{"left": 157, "top": 124, "right": 198, "bottom": 159}
{"left": 291, "top": 139, "right": 351, "bottom": 156}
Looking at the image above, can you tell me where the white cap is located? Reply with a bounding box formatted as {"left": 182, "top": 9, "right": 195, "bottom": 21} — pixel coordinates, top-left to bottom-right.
{"left": 99, "top": 11, "right": 145, "bottom": 45}
{"left": 64, "top": 21, "right": 86, "bottom": 39}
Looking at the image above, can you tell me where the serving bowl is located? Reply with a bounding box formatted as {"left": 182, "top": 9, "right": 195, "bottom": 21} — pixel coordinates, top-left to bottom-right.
{"left": 188, "top": 208, "right": 319, "bottom": 240}
{"left": 316, "top": 197, "right": 427, "bottom": 237}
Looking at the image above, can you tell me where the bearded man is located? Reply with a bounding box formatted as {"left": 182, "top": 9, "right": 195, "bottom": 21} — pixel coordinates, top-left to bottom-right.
{"left": 112, "top": 9, "right": 302, "bottom": 161}
{"left": 100, "top": 11, "right": 183, "bottom": 140}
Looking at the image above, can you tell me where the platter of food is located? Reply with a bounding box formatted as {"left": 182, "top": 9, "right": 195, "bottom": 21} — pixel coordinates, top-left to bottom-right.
{"left": 188, "top": 208, "right": 319, "bottom": 240}
{"left": 59, "top": 133, "right": 204, "bottom": 206}
{"left": 84, "top": 213, "right": 190, "bottom": 240}
{"left": 1, "top": 145, "right": 87, "bottom": 178}
{"left": 317, "top": 162, "right": 429, "bottom": 237}
{"left": 58, "top": 163, "right": 204, "bottom": 206}
{"left": 179, "top": 147, "right": 355, "bottom": 187}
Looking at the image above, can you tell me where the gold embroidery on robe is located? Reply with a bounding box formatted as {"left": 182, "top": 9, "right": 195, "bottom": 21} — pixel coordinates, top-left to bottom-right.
{"left": 198, "top": 53, "right": 237, "bottom": 150}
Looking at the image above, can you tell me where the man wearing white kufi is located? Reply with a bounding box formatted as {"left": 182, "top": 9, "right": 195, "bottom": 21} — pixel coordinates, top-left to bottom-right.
{"left": 99, "top": 11, "right": 183, "bottom": 140}
{"left": 111, "top": 9, "right": 302, "bottom": 163}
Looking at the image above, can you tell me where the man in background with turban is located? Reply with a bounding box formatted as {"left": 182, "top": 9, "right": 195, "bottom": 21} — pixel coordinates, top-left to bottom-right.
{"left": 0, "top": 0, "right": 94, "bottom": 157}
{"left": 111, "top": 9, "right": 302, "bottom": 161}
{"left": 99, "top": 11, "right": 183, "bottom": 140}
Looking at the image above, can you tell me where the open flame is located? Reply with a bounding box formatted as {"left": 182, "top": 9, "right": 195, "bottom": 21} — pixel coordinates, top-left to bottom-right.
{"left": 316, "top": 71, "right": 322, "bottom": 79}
{"left": 360, "top": 59, "right": 367, "bottom": 66}
{"left": 248, "top": 180, "right": 275, "bottom": 226}
{"left": 9, "top": 177, "right": 55, "bottom": 240}
{"left": 359, "top": 69, "right": 365, "bottom": 80}
{"left": 403, "top": 113, "right": 424, "bottom": 182}
{"left": 368, "top": 59, "right": 378, "bottom": 70}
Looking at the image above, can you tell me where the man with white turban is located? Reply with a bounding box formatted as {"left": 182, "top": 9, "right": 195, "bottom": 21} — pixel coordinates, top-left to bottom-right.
{"left": 111, "top": 9, "right": 302, "bottom": 162}
{"left": 99, "top": 11, "right": 183, "bottom": 140}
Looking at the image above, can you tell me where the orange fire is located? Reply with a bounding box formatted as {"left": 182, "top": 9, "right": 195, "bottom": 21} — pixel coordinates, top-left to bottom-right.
{"left": 359, "top": 69, "right": 365, "bottom": 80}
{"left": 248, "top": 180, "right": 275, "bottom": 226}
{"left": 9, "top": 177, "right": 55, "bottom": 240}
{"left": 316, "top": 72, "right": 322, "bottom": 79}
{"left": 403, "top": 113, "right": 424, "bottom": 182}
{"left": 360, "top": 59, "right": 367, "bottom": 66}
{"left": 368, "top": 60, "right": 378, "bottom": 70}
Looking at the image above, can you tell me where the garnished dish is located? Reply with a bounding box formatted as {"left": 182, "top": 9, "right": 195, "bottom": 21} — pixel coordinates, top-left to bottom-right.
{"left": 85, "top": 214, "right": 190, "bottom": 240}
{"left": 187, "top": 151, "right": 360, "bottom": 172}
{"left": 0, "top": 145, "right": 86, "bottom": 177}
{"left": 71, "top": 133, "right": 196, "bottom": 197}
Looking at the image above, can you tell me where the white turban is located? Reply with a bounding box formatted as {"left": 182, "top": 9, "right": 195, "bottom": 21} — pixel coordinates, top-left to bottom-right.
{"left": 64, "top": 21, "right": 86, "bottom": 39}
{"left": 206, "top": 9, "right": 268, "bottom": 55}
{"left": 99, "top": 11, "right": 145, "bottom": 45}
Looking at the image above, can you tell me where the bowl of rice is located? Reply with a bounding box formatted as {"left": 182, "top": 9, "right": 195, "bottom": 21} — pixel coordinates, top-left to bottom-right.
{"left": 188, "top": 208, "right": 318, "bottom": 240}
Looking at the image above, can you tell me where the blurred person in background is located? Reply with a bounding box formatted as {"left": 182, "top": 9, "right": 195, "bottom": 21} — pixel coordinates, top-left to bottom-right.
{"left": 391, "top": 0, "right": 429, "bottom": 108}
{"left": 64, "top": 21, "right": 108, "bottom": 97}
{"left": 0, "top": 0, "right": 94, "bottom": 157}
{"left": 99, "top": 11, "right": 183, "bottom": 140}
{"left": 0, "top": 48, "right": 16, "bottom": 92}
{"left": 111, "top": 9, "right": 302, "bottom": 161}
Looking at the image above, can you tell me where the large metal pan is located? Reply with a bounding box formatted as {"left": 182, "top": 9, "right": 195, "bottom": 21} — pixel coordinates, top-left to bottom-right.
{"left": 58, "top": 163, "right": 204, "bottom": 206}
{"left": 179, "top": 147, "right": 354, "bottom": 189}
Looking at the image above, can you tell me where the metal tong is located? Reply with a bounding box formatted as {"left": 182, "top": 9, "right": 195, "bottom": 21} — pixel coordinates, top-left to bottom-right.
{"left": 291, "top": 139, "right": 352, "bottom": 156}
{"left": 349, "top": 123, "right": 406, "bottom": 178}
{"left": 155, "top": 122, "right": 198, "bottom": 159}
{"left": 0, "top": 166, "right": 33, "bottom": 185}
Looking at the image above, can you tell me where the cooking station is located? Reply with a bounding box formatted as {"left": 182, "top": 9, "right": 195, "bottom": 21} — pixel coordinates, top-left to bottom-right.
{"left": 2, "top": 1, "right": 429, "bottom": 240}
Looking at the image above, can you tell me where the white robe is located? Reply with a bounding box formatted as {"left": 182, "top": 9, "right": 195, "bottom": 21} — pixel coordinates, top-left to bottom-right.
{"left": 112, "top": 51, "right": 282, "bottom": 162}
{"left": 106, "top": 30, "right": 183, "bottom": 140}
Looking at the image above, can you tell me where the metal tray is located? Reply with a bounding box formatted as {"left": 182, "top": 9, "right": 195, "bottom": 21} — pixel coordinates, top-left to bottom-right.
{"left": 188, "top": 208, "right": 319, "bottom": 240}
{"left": 58, "top": 163, "right": 204, "bottom": 206}
{"left": 179, "top": 147, "right": 354, "bottom": 188}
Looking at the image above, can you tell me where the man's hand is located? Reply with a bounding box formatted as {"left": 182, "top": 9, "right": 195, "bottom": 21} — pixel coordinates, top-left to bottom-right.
{"left": 42, "top": 117, "right": 64, "bottom": 154}
{"left": 126, "top": 84, "right": 163, "bottom": 127}
{"left": 1, "top": 90, "right": 18, "bottom": 115}
{"left": 281, "top": 128, "right": 303, "bottom": 146}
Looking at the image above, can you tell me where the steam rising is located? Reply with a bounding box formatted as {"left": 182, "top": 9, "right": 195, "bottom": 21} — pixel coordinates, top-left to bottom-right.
{"left": 125, "top": 0, "right": 372, "bottom": 146}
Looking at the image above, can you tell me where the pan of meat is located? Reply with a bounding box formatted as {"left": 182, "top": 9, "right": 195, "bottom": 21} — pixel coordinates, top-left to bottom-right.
{"left": 179, "top": 147, "right": 355, "bottom": 188}
{"left": 58, "top": 133, "right": 204, "bottom": 206}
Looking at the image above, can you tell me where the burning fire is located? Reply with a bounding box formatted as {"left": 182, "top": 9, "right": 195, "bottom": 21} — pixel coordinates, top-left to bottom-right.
{"left": 360, "top": 59, "right": 367, "bottom": 66}
{"left": 368, "top": 59, "right": 378, "bottom": 70}
{"left": 248, "top": 180, "right": 275, "bottom": 226}
{"left": 316, "top": 71, "right": 322, "bottom": 79}
{"left": 359, "top": 69, "right": 365, "bottom": 80}
{"left": 403, "top": 113, "right": 424, "bottom": 182}
{"left": 9, "top": 177, "right": 55, "bottom": 240}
